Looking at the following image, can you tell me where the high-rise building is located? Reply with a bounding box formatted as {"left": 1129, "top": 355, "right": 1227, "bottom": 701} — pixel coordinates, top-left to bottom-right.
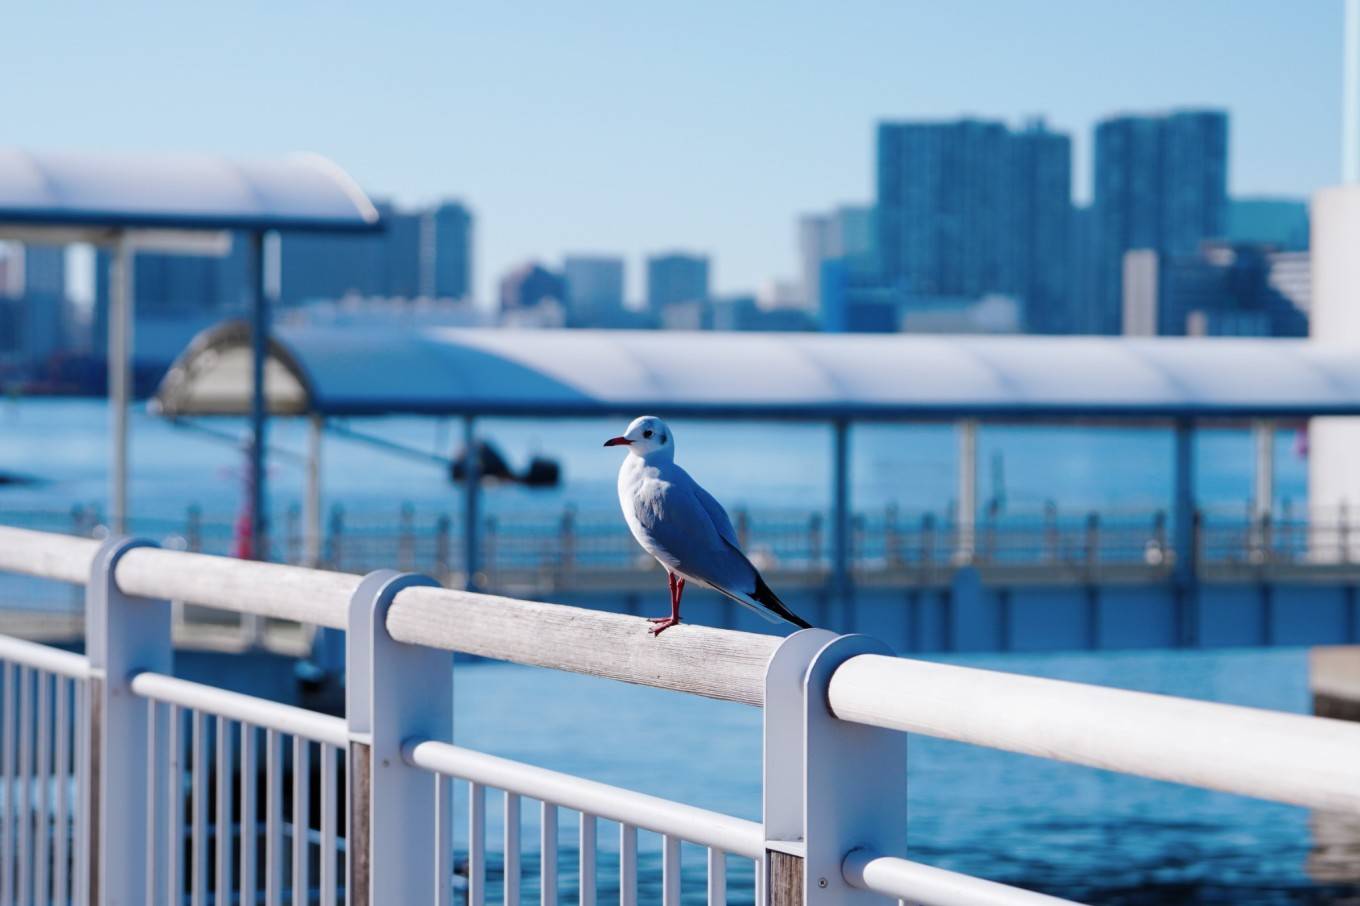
{"left": 0, "top": 244, "right": 68, "bottom": 368}
{"left": 646, "top": 252, "right": 709, "bottom": 314}
{"left": 423, "top": 201, "right": 473, "bottom": 300}
{"left": 799, "top": 205, "right": 876, "bottom": 313}
{"left": 499, "top": 262, "right": 565, "bottom": 312}
{"left": 562, "top": 255, "right": 624, "bottom": 326}
{"left": 875, "top": 117, "right": 1071, "bottom": 332}
{"left": 1092, "top": 109, "right": 1228, "bottom": 334}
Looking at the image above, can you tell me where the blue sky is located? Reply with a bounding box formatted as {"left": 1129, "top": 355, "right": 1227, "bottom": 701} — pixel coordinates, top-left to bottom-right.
{"left": 3, "top": 1, "right": 1345, "bottom": 303}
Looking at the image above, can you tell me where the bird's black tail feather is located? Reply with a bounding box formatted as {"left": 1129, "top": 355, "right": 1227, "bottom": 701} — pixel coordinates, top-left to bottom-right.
{"left": 752, "top": 575, "right": 813, "bottom": 629}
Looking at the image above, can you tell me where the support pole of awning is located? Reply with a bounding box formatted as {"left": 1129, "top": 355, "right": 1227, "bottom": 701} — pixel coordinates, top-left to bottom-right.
{"left": 305, "top": 415, "right": 324, "bottom": 568}
{"left": 956, "top": 418, "right": 979, "bottom": 565}
{"left": 248, "top": 231, "right": 270, "bottom": 563}
{"left": 831, "top": 418, "right": 851, "bottom": 609}
{"left": 108, "top": 233, "right": 132, "bottom": 534}
{"left": 1253, "top": 419, "right": 1275, "bottom": 520}
{"left": 463, "top": 416, "right": 482, "bottom": 592}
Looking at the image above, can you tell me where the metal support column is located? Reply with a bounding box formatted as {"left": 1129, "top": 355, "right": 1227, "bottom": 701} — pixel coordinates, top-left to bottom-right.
{"left": 248, "top": 231, "right": 270, "bottom": 561}
{"left": 1253, "top": 419, "right": 1275, "bottom": 519}
{"left": 463, "top": 416, "right": 481, "bottom": 592}
{"left": 108, "top": 235, "right": 133, "bottom": 533}
{"left": 305, "top": 415, "right": 324, "bottom": 568}
{"left": 830, "top": 418, "right": 851, "bottom": 608}
{"left": 1173, "top": 419, "right": 1196, "bottom": 583}
{"left": 956, "top": 418, "right": 979, "bottom": 564}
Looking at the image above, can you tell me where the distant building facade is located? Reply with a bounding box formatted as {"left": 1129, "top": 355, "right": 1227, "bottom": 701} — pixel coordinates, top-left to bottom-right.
{"left": 1227, "top": 198, "right": 1309, "bottom": 252}
{"left": 499, "top": 261, "right": 565, "bottom": 312}
{"left": 875, "top": 117, "right": 1071, "bottom": 334}
{"left": 423, "top": 201, "right": 473, "bottom": 300}
{"left": 1093, "top": 109, "right": 1229, "bottom": 334}
{"left": 646, "top": 252, "right": 709, "bottom": 316}
{"left": 562, "top": 255, "right": 625, "bottom": 326}
{"left": 799, "top": 205, "right": 876, "bottom": 315}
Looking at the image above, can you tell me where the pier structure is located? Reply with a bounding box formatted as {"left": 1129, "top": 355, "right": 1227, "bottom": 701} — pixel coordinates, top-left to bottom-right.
{"left": 0, "top": 523, "right": 1355, "bottom": 905}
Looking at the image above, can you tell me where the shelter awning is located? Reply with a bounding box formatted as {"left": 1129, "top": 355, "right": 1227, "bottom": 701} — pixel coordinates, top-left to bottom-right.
{"left": 153, "top": 321, "right": 1360, "bottom": 421}
{"left": 0, "top": 148, "right": 379, "bottom": 237}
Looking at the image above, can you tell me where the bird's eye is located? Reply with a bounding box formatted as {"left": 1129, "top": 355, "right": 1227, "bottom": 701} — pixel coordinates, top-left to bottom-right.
{"left": 643, "top": 430, "right": 654, "bottom": 439}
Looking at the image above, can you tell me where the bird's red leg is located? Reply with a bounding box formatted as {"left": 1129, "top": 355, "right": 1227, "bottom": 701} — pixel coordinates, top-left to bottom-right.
{"left": 649, "top": 574, "right": 685, "bottom": 635}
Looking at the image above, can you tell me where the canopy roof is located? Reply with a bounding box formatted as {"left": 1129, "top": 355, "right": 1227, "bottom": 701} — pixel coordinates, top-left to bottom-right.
{"left": 153, "top": 321, "right": 1360, "bottom": 421}
{"left": 0, "top": 148, "right": 379, "bottom": 234}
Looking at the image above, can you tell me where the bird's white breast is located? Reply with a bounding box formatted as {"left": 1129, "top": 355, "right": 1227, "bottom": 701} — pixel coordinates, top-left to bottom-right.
{"left": 617, "top": 455, "right": 681, "bottom": 571}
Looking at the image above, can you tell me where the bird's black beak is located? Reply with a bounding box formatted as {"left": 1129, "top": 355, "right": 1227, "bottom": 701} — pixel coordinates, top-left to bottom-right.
{"left": 603, "top": 436, "right": 632, "bottom": 447}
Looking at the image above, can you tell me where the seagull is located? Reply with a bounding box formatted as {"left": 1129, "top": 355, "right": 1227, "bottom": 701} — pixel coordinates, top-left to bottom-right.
{"left": 604, "top": 416, "right": 813, "bottom": 635}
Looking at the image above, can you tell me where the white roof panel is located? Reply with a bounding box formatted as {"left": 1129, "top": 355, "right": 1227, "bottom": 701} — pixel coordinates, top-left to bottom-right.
{"left": 0, "top": 148, "right": 378, "bottom": 232}
{"left": 153, "top": 324, "right": 1360, "bottom": 420}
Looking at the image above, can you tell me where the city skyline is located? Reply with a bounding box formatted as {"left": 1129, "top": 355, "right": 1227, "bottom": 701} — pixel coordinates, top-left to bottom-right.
{"left": 3, "top": 2, "right": 1344, "bottom": 303}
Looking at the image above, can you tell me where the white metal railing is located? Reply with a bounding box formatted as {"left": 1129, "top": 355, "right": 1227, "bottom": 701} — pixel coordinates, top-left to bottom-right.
{"left": 0, "top": 523, "right": 1358, "bottom": 906}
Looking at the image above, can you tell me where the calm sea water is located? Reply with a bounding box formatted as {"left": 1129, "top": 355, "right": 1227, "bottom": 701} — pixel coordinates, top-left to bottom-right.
{"left": 2, "top": 398, "right": 1355, "bottom": 903}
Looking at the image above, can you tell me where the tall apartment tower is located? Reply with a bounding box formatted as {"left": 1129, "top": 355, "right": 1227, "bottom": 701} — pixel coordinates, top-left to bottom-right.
{"left": 875, "top": 118, "right": 1071, "bottom": 331}
{"left": 1092, "top": 109, "right": 1229, "bottom": 334}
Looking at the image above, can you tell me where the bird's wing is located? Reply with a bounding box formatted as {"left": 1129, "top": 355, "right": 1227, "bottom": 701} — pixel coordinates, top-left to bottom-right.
{"left": 684, "top": 470, "right": 742, "bottom": 550}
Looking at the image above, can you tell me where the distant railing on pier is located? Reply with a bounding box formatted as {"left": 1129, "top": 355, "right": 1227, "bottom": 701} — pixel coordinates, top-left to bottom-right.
{"left": 0, "top": 523, "right": 1357, "bottom": 905}
{"left": 10, "top": 500, "right": 1360, "bottom": 602}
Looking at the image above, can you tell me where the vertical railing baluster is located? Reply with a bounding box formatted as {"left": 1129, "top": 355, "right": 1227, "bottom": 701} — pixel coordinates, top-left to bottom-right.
{"left": 145, "top": 700, "right": 159, "bottom": 902}
{"left": 192, "top": 710, "right": 208, "bottom": 906}
{"left": 265, "top": 729, "right": 282, "bottom": 906}
{"left": 293, "top": 737, "right": 311, "bottom": 905}
{"left": 240, "top": 724, "right": 257, "bottom": 905}
{"left": 618, "top": 824, "right": 636, "bottom": 906}
{"left": 320, "top": 744, "right": 337, "bottom": 906}
{"left": 503, "top": 792, "right": 520, "bottom": 906}
{"left": 35, "top": 672, "right": 49, "bottom": 906}
{"left": 1, "top": 660, "right": 13, "bottom": 906}
{"left": 73, "top": 679, "right": 87, "bottom": 906}
{"left": 540, "top": 802, "right": 557, "bottom": 906}
{"left": 577, "top": 813, "right": 595, "bottom": 906}
{"left": 54, "top": 676, "right": 68, "bottom": 906}
{"left": 468, "top": 782, "right": 485, "bottom": 906}
{"left": 18, "top": 667, "right": 32, "bottom": 906}
{"left": 168, "top": 704, "right": 183, "bottom": 906}
{"left": 706, "top": 849, "right": 725, "bottom": 906}
{"left": 434, "top": 774, "right": 451, "bottom": 906}
{"left": 661, "top": 835, "right": 680, "bottom": 906}
{"left": 216, "top": 717, "right": 231, "bottom": 905}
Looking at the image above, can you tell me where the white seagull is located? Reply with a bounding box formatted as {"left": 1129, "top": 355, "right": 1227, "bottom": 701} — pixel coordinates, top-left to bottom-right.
{"left": 604, "top": 415, "right": 813, "bottom": 635}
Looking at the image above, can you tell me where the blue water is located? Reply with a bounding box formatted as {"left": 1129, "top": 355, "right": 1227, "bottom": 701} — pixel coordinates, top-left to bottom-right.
{"left": 2, "top": 399, "right": 1356, "bottom": 902}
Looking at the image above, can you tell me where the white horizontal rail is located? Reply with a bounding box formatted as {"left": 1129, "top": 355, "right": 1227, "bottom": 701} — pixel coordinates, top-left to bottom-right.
{"left": 842, "top": 850, "right": 1081, "bottom": 906}
{"left": 388, "top": 586, "right": 779, "bottom": 705}
{"left": 829, "top": 654, "right": 1360, "bottom": 814}
{"left": 116, "top": 547, "right": 357, "bottom": 629}
{"left": 0, "top": 526, "right": 100, "bottom": 585}
{"left": 405, "top": 739, "right": 764, "bottom": 858}
{"left": 129, "top": 672, "right": 348, "bottom": 747}
{"left": 0, "top": 634, "right": 90, "bottom": 678}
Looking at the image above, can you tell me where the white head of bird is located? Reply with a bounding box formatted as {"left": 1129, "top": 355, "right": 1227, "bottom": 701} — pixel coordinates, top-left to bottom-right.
{"left": 603, "top": 415, "right": 674, "bottom": 461}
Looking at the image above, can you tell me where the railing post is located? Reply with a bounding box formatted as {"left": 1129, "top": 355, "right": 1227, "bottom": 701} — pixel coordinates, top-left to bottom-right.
{"left": 86, "top": 536, "right": 171, "bottom": 906}
{"left": 763, "top": 628, "right": 838, "bottom": 906}
{"left": 763, "top": 631, "right": 904, "bottom": 905}
{"left": 346, "top": 569, "right": 451, "bottom": 906}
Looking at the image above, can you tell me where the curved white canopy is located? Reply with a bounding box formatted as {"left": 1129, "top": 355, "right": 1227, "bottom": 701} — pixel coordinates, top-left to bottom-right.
{"left": 154, "top": 322, "right": 1360, "bottom": 420}
{"left": 0, "top": 148, "right": 379, "bottom": 233}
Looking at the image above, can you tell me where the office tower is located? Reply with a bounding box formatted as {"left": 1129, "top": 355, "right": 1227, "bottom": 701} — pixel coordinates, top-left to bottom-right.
{"left": 423, "top": 201, "right": 473, "bottom": 300}
{"left": 499, "top": 261, "right": 565, "bottom": 311}
{"left": 563, "top": 255, "right": 625, "bottom": 325}
{"left": 646, "top": 252, "right": 710, "bottom": 313}
{"left": 799, "top": 205, "right": 876, "bottom": 312}
{"left": 1093, "top": 109, "right": 1229, "bottom": 334}
{"left": 875, "top": 117, "right": 1071, "bottom": 331}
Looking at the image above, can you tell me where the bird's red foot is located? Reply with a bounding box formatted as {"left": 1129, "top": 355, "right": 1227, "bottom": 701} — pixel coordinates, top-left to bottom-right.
{"left": 648, "top": 616, "right": 681, "bottom": 635}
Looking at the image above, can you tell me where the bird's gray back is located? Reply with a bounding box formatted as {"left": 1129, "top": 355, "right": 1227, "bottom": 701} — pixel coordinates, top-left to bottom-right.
{"left": 618, "top": 459, "right": 756, "bottom": 593}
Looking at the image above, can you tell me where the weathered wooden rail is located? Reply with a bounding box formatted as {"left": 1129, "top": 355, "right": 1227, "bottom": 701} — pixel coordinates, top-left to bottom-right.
{"left": 0, "top": 524, "right": 1357, "bottom": 905}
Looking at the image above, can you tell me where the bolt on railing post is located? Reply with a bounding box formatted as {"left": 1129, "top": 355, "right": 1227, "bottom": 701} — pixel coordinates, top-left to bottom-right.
{"left": 346, "top": 570, "right": 451, "bottom": 906}
{"left": 86, "top": 535, "right": 171, "bottom": 906}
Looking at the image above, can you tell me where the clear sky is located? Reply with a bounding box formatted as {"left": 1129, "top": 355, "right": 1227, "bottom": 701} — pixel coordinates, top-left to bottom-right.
{"left": 3, "top": 1, "right": 1346, "bottom": 304}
